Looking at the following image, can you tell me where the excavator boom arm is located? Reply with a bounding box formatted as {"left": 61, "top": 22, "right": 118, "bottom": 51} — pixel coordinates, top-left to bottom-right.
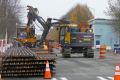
{"left": 27, "top": 5, "right": 52, "bottom": 45}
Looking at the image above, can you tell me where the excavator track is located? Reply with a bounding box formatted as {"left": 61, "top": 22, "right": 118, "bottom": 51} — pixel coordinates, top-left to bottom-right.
{"left": 0, "top": 47, "right": 56, "bottom": 78}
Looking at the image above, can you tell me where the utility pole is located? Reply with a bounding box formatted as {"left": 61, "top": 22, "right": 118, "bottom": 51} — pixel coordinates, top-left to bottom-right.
{"left": 5, "top": 28, "right": 7, "bottom": 45}
{"left": 16, "top": 23, "right": 18, "bottom": 38}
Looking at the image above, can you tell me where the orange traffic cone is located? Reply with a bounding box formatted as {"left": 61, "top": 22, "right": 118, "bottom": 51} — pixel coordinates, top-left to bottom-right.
{"left": 44, "top": 61, "right": 51, "bottom": 79}
{"left": 114, "top": 64, "right": 120, "bottom": 80}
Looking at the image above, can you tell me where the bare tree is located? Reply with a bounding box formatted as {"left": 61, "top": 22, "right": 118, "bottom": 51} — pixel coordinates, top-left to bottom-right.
{"left": 107, "top": 0, "right": 120, "bottom": 36}
{"left": 0, "top": 0, "right": 21, "bottom": 38}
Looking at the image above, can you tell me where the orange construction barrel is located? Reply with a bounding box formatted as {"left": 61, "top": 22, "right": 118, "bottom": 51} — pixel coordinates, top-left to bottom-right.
{"left": 99, "top": 44, "right": 106, "bottom": 58}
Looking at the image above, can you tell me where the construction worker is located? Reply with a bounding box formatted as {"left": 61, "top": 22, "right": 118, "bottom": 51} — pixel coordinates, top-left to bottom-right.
{"left": 65, "top": 28, "right": 71, "bottom": 44}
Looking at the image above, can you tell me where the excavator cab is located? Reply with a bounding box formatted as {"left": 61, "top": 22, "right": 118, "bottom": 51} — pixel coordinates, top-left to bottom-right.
{"left": 16, "top": 26, "right": 37, "bottom": 48}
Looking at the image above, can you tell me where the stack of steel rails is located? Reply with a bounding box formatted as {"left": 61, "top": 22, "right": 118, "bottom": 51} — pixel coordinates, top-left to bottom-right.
{"left": 0, "top": 47, "right": 56, "bottom": 78}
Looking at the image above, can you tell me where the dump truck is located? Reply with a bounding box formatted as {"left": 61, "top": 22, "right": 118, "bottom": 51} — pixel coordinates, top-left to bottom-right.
{"left": 58, "top": 23, "right": 94, "bottom": 58}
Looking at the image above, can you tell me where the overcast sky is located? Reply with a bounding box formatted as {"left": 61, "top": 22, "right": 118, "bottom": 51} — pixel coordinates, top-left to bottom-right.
{"left": 20, "top": 0, "right": 110, "bottom": 34}
{"left": 21, "top": 0, "right": 110, "bottom": 20}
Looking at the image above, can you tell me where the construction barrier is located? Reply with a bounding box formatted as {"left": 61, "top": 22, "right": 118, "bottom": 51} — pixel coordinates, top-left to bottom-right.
{"left": 0, "top": 74, "right": 2, "bottom": 80}
{"left": 114, "top": 64, "right": 120, "bottom": 80}
{"left": 99, "top": 44, "right": 106, "bottom": 58}
{"left": 0, "top": 40, "right": 4, "bottom": 53}
{"left": 0, "top": 43, "right": 13, "bottom": 53}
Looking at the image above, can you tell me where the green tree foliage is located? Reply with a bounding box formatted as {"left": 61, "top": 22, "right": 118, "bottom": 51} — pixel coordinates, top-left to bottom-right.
{"left": 62, "top": 4, "right": 94, "bottom": 24}
{"left": 0, "top": 0, "right": 21, "bottom": 38}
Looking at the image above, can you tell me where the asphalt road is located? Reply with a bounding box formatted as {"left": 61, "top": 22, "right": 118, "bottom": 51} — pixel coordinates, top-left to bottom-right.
{"left": 3, "top": 50, "right": 120, "bottom": 80}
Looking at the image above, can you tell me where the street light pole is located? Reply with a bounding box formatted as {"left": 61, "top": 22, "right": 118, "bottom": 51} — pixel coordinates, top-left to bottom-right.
{"left": 16, "top": 23, "right": 18, "bottom": 38}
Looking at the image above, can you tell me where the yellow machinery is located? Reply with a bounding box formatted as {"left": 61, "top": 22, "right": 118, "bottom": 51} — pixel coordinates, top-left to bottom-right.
{"left": 58, "top": 22, "right": 94, "bottom": 58}
{"left": 16, "top": 27, "right": 36, "bottom": 42}
{"left": 15, "top": 5, "right": 52, "bottom": 48}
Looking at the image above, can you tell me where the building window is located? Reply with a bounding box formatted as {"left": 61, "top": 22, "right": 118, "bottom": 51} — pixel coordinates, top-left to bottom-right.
{"left": 95, "top": 35, "right": 101, "bottom": 39}
{"left": 96, "top": 40, "right": 100, "bottom": 45}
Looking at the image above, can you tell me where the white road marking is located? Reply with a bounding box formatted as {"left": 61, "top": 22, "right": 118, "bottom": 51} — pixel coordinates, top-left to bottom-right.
{"left": 97, "top": 76, "right": 108, "bottom": 80}
{"left": 107, "top": 77, "right": 114, "bottom": 80}
{"left": 60, "top": 77, "right": 68, "bottom": 80}
{"left": 51, "top": 78, "right": 58, "bottom": 80}
{"left": 51, "top": 77, "right": 68, "bottom": 80}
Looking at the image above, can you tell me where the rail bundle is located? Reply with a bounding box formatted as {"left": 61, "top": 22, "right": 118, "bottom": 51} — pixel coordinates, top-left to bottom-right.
{"left": 0, "top": 47, "right": 56, "bottom": 78}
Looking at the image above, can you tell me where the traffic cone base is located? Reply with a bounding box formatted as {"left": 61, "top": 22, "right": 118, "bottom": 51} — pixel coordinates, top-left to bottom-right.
{"left": 114, "top": 75, "right": 120, "bottom": 80}
{"left": 44, "top": 61, "right": 52, "bottom": 79}
{"left": 99, "top": 55, "right": 106, "bottom": 59}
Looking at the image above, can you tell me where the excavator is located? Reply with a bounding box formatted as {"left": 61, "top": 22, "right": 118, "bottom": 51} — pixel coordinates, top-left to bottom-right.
{"left": 15, "top": 5, "right": 70, "bottom": 52}
{"left": 16, "top": 5, "right": 53, "bottom": 48}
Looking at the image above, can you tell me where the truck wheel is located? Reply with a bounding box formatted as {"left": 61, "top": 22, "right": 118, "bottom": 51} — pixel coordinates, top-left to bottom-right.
{"left": 62, "top": 54, "right": 65, "bottom": 58}
{"left": 62, "top": 48, "right": 71, "bottom": 58}
{"left": 83, "top": 53, "right": 88, "bottom": 58}
{"left": 62, "top": 54, "right": 71, "bottom": 58}
{"left": 67, "top": 54, "right": 71, "bottom": 58}
{"left": 87, "top": 53, "right": 94, "bottom": 58}
{"left": 87, "top": 49, "right": 94, "bottom": 58}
